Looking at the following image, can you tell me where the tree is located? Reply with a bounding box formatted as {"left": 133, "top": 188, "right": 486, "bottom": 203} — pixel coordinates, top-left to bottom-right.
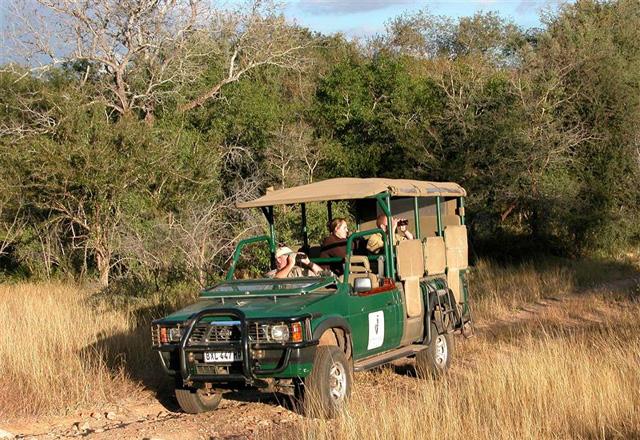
{"left": 5, "top": 0, "right": 311, "bottom": 121}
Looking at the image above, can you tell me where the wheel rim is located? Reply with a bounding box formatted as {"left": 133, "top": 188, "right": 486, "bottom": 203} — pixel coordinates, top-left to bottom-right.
{"left": 328, "top": 361, "right": 347, "bottom": 402}
{"left": 434, "top": 335, "right": 448, "bottom": 366}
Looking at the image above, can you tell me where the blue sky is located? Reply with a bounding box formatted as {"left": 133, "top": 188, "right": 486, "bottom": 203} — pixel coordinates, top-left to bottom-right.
{"left": 265, "top": 0, "right": 567, "bottom": 38}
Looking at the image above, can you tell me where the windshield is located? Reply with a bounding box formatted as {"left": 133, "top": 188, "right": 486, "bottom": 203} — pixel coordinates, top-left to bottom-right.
{"left": 208, "top": 278, "right": 327, "bottom": 293}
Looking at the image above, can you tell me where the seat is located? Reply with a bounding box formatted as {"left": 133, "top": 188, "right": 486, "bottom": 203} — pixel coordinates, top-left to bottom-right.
{"left": 444, "top": 225, "right": 468, "bottom": 303}
{"left": 395, "top": 239, "right": 425, "bottom": 318}
{"left": 347, "top": 255, "right": 378, "bottom": 288}
{"left": 423, "top": 236, "right": 446, "bottom": 275}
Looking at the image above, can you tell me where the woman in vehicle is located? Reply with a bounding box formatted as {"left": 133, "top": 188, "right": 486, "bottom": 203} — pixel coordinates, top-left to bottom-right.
{"left": 320, "top": 218, "right": 350, "bottom": 275}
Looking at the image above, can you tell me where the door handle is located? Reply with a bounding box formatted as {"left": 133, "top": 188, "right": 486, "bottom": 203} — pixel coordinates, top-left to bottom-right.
{"left": 386, "top": 301, "right": 394, "bottom": 306}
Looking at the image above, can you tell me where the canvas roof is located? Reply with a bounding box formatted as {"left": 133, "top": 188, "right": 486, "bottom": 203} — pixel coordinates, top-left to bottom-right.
{"left": 236, "top": 178, "right": 466, "bottom": 208}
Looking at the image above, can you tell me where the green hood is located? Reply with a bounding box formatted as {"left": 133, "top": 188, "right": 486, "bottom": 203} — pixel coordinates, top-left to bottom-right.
{"left": 160, "top": 277, "right": 339, "bottom": 323}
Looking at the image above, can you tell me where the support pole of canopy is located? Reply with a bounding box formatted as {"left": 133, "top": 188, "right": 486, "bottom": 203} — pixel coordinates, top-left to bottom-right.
{"left": 261, "top": 206, "right": 276, "bottom": 268}
{"left": 301, "top": 203, "right": 309, "bottom": 252}
{"left": 375, "top": 193, "right": 395, "bottom": 279}
{"left": 458, "top": 197, "right": 465, "bottom": 225}
{"left": 436, "top": 196, "right": 443, "bottom": 236}
{"left": 327, "top": 201, "right": 333, "bottom": 224}
{"left": 413, "top": 197, "right": 421, "bottom": 240}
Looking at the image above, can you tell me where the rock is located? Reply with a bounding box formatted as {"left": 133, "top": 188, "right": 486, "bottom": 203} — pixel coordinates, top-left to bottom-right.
{"left": 93, "top": 428, "right": 105, "bottom": 433}
{"left": 72, "top": 422, "right": 90, "bottom": 432}
{"left": 105, "top": 411, "right": 117, "bottom": 420}
{"left": 0, "top": 429, "right": 15, "bottom": 439}
{"left": 90, "top": 412, "right": 103, "bottom": 420}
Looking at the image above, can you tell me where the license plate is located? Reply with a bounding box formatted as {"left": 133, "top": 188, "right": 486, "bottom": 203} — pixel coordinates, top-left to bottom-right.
{"left": 204, "top": 351, "right": 235, "bottom": 363}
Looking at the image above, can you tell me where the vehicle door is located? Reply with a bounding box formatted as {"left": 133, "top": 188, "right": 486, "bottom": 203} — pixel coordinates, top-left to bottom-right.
{"left": 347, "top": 280, "right": 403, "bottom": 360}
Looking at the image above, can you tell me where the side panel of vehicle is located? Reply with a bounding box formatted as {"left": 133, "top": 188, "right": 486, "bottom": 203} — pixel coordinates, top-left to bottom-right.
{"left": 346, "top": 286, "right": 404, "bottom": 360}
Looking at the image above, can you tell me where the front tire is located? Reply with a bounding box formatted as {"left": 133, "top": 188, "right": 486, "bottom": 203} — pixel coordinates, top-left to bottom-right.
{"left": 301, "top": 345, "right": 352, "bottom": 418}
{"left": 415, "top": 322, "right": 454, "bottom": 378}
{"left": 175, "top": 387, "right": 222, "bottom": 414}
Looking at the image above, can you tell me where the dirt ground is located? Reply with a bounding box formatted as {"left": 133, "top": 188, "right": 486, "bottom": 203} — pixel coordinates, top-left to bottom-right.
{"left": 2, "top": 277, "right": 638, "bottom": 440}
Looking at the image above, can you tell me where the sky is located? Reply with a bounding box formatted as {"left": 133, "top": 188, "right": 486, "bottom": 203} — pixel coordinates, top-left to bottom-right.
{"left": 256, "top": 0, "right": 566, "bottom": 39}
{"left": 0, "top": 0, "right": 568, "bottom": 62}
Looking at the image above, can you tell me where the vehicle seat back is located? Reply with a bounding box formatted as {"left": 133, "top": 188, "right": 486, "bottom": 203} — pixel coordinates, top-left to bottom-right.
{"left": 396, "top": 240, "right": 425, "bottom": 318}
{"left": 444, "top": 225, "right": 468, "bottom": 270}
{"left": 348, "top": 255, "right": 378, "bottom": 288}
{"left": 423, "top": 236, "right": 446, "bottom": 275}
{"left": 396, "top": 239, "right": 425, "bottom": 279}
{"left": 444, "top": 225, "right": 468, "bottom": 303}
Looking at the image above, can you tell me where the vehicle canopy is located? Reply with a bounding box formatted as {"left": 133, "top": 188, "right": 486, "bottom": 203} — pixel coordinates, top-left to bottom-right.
{"left": 228, "top": 177, "right": 467, "bottom": 282}
{"left": 236, "top": 177, "right": 466, "bottom": 208}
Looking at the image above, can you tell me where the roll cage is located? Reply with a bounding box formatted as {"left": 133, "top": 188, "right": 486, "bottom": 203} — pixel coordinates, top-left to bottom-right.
{"left": 226, "top": 183, "right": 466, "bottom": 285}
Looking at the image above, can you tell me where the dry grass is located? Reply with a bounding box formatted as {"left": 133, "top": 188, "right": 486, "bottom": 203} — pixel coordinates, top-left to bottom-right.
{"left": 471, "top": 259, "right": 575, "bottom": 321}
{"left": 0, "top": 282, "right": 175, "bottom": 419}
{"left": 277, "top": 259, "right": 640, "bottom": 440}
{"left": 1, "top": 258, "right": 639, "bottom": 440}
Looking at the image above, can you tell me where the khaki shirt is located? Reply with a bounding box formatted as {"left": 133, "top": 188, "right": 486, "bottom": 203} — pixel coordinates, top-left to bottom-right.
{"left": 366, "top": 232, "right": 406, "bottom": 253}
{"left": 366, "top": 233, "right": 384, "bottom": 253}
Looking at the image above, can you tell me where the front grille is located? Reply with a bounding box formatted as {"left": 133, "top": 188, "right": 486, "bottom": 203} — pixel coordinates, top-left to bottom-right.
{"left": 187, "top": 322, "right": 241, "bottom": 346}
{"left": 185, "top": 321, "right": 277, "bottom": 346}
{"left": 248, "top": 323, "right": 270, "bottom": 343}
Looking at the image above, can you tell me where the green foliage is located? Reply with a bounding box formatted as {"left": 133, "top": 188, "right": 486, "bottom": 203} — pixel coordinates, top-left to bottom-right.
{"left": 1, "top": 0, "right": 639, "bottom": 289}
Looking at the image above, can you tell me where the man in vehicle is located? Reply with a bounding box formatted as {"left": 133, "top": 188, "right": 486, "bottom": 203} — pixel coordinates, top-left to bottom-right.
{"left": 366, "top": 214, "right": 399, "bottom": 254}
{"left": 366, "top": 214, "right": 414, "bottom": 253}
{"left": 320, "top": 218, "right": 350, "bottom": 275}
{"left": 266, "top": 245, "right": 323, "bottom": 278}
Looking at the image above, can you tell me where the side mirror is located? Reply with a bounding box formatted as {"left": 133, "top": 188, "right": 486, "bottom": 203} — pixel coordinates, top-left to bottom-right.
{"left": 353, "top": 277, "right": 372, "bottom": 293}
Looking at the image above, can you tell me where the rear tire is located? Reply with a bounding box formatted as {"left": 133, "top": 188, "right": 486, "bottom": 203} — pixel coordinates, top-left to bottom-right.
{"left": 175, "top": 387, "right": 222, "bottom": 414}
{"left": 301, "top": 345, "right": 352, "bottom": 418}
{"left": 415, "top": 322, "right": 454, "bottom": 378}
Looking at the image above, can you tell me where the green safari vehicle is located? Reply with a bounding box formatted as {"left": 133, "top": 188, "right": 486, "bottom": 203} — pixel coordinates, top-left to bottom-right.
{"left": 151, "top": 178, "right": 472, "bottom": 417}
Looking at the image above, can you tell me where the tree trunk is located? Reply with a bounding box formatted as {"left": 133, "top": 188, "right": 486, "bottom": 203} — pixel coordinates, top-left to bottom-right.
{"left": 96, "top": 248, "right": 110, "bottom": 287}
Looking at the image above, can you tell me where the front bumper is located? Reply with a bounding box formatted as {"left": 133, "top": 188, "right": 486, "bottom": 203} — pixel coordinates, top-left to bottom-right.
{"left": 153, "top": 308, "right": 318, "bottom": 385}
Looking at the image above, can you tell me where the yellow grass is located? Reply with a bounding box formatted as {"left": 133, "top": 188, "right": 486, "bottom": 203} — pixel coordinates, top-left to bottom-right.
{"left": 278, "top": 259, "right": 640, "bottom": 440}
{"left": 0, "top": 282, "right": 166, "bottom": 419}
{"left": 1, "top": 258, "right": 639, "bottom": 440}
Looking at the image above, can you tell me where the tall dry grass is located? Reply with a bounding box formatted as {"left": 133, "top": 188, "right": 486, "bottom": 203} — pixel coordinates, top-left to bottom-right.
{"left": 1, "top": 258, "right": 638, "bottom": 438}
{"left": 275, "top": 259, "right": 640, "bottom": 440}
{"left": 0, "top": 282, "right": 174, "bottom": 419}
{"left": 282, "top": 296, "right": 640, "bottom": 439}
{"left": 471, "top": 259, "right": 574, "bottom": 320}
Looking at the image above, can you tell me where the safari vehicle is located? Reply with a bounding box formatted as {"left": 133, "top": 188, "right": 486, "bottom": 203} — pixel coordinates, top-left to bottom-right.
{"left": 151, "top": 178, "right": 471, "bottom": 417}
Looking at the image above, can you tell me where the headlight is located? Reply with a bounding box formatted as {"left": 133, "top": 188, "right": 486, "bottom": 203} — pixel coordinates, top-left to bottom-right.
{"left": 257, "top": 321, "right": 305, "bottom": 343}
{"left": 270, "top": 325, "right": 290, "bottom": 342}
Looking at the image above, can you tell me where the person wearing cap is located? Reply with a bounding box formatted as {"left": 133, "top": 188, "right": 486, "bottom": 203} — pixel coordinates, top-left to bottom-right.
{"left": 265, "top": 245, "right": 323, "bottom": 279}
{"left": 396, "top": 219, "right": 414, "bottom": 242}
